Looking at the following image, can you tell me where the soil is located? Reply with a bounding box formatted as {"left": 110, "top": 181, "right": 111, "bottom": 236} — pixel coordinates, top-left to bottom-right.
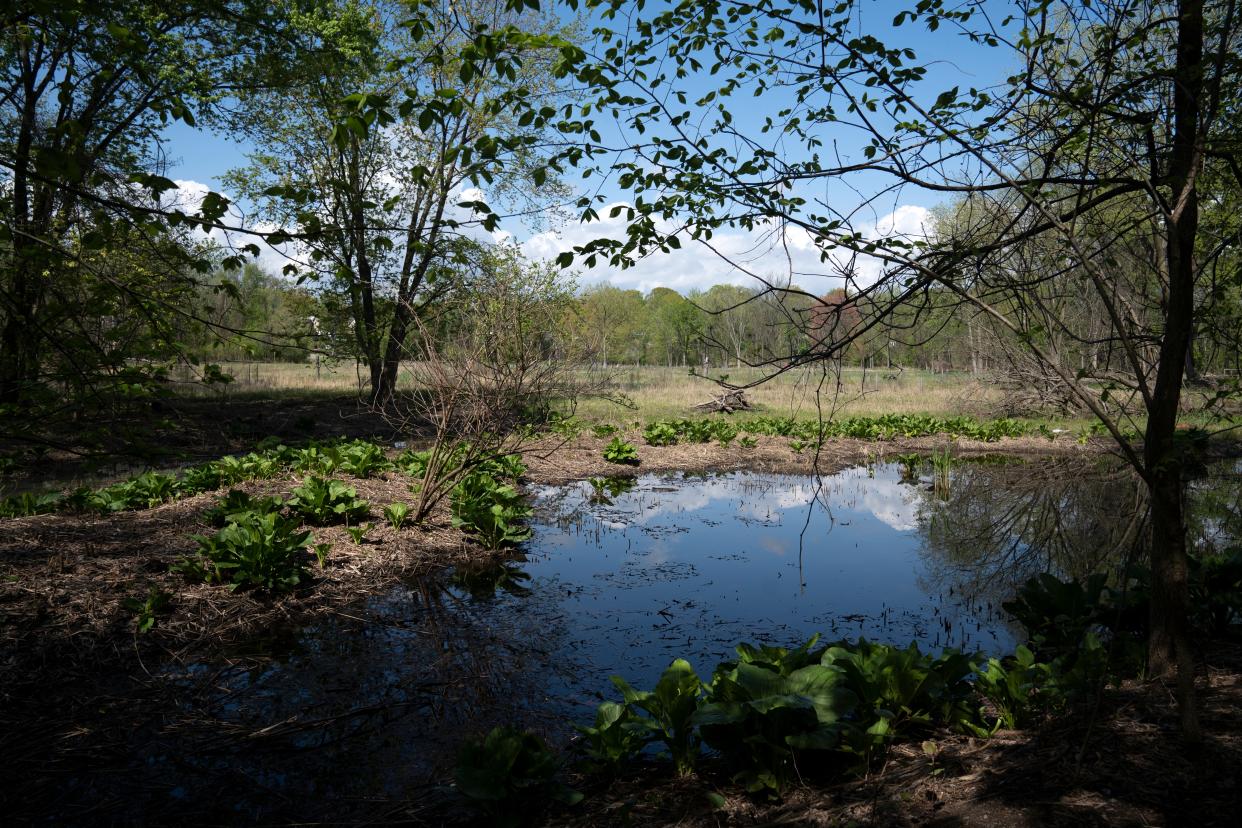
{"left": 1, "top": 411, "right": 1239, "bottom": 826}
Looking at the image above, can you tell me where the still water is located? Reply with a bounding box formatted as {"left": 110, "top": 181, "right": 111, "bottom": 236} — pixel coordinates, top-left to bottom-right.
{"left": 145, "top": 456, "right": 1238, "bottom": 819}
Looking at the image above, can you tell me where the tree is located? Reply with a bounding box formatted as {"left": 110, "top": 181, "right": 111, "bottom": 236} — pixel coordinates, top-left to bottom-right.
{"left": 0, "top": 0, "right": 317, "bottom": 447}
{"left": 555, "top": 0, "right": 1242, "bottom": 739}
{"left": 575, "top": 284, "right": 646, "bottom": 366}
{"left": 646, "top": 286, "right": 703, "bottom": 366}
{"left": 231, "top": 0, "right": 574, "bottom": 404}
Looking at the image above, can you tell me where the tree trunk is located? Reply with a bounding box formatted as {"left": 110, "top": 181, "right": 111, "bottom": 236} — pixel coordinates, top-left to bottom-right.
{"left": 1142, "top": 0, "right": 1203, "bottom": 744}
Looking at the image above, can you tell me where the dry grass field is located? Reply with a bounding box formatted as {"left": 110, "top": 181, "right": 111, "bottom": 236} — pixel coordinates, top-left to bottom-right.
{"left": 174, "top": 361, "right": 1011, "bottom": 422}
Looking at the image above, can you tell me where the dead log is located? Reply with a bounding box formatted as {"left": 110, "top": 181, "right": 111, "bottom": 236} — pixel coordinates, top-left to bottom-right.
{"left": 692, "top": 389, "right": 752, "bottom": 414}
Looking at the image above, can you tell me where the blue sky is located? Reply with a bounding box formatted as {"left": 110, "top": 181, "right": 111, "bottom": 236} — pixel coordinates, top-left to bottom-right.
{"left": 161, "top": 0, "right": 1022, "bottom": 294}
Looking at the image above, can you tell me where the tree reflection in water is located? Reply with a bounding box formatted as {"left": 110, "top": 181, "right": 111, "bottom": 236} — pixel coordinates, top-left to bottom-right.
{"left": 915, "top": 456, "right": 1241, "bottom": 609}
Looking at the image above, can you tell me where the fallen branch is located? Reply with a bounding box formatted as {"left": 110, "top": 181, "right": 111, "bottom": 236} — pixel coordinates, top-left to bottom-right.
{"left": 693, "top": 389, "right": 752, "bottom": 414}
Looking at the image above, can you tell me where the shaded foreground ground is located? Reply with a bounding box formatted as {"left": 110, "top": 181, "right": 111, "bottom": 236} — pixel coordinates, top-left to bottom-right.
{"left": 1, "top": 415, "right": 1240, "bottom": 825}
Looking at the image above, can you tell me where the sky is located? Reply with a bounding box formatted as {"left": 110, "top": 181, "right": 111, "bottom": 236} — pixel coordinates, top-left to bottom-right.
{"left": 161, "top": 0, "right": 1021, "bottom": 296}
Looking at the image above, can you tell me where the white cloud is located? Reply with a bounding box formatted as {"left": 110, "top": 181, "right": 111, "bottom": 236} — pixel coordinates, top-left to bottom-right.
{"left": 170, "top": 179, "right": 299, "bottom": 276}
{"left": 519, "top": 202, "right": 931, "bottom": 296}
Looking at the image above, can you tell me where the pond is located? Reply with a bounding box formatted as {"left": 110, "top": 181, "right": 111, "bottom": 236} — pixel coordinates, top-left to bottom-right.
{"left": 151, "top": 455, "right": 1239, "bottom": 819}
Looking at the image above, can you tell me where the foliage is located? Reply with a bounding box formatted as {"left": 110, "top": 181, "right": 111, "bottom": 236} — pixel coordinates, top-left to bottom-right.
{"left": 345, "top": 523, "right": 371, "bottom": 544}
{"left": 586, "top": 637, "right": 990, "bottom": 794}
{"left": 1002, "top": 573, "right": 1112, "bottom": 658}
{"left": 974, "top": 645, "right": 1048, "bottom": 730}
{"left": 204, "top": 489, "right": 286, "bottom": 527}
{"left": 383, "top": 502, "right": 411, "bottom": 530}
{"left": 573, "top": 701, "right": 650, "bottom": 772}
{"left": 616, "top": 415, "right": 1036, "bottom": 455}
{"left": 697, "top": 639, "right": 858, "bottom": 792}
{"left": 821, "top": 640, "right": 982, "bottom": 742}
{"left": 642, "top": 422, "right": 679, "bottom": 446}
{"left": 0, "top": 0, "right": 309, "bottom": 448}
{"left": 287, "top": 476, "right": 371, "bottom": 525}
{"left": 547, "top": 414, "right": 585, "bottom": 437}
{"left": 591, "top": 423, "right": 618, "bottom": 438}
{"left": 294, "top": 440, "right": 392, "bottom": 478}
{"left": 476, "top": 453, "right": 528, "bottom": 482}
{"left": 610, "top": 660, "right": 704, "bottom": 776}
{"left": 176, "top": 512, "right": 314, "bottom": 593}
{"left": 0, "top": 490, "right": 64, "bottom": 518}
{"left": 454, "top": 726, "right": 581, "bottom": 824}
{"left": 396, "top": 448, "right": 434, "bottom": 478}
{"left": 91, "top": 472, "right": 179, "bottom": 512}
{"left": 122, "top": 587, "right": 172, "bottom": 633}
{"left": 602, "top": 437, "right": 639, "bottom": 465}
{"left": 450, "top": 472, "right": 533, "bottom": 549}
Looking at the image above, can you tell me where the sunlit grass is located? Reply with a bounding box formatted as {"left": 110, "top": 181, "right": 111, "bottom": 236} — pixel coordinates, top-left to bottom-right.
{"left": 170, "top": 360, "right": 1240, "bottom": 434}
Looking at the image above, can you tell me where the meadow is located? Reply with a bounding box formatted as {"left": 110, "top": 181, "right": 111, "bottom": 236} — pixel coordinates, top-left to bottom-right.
{"left": 177, "top": 361, "right": 1012, "bottom": 421}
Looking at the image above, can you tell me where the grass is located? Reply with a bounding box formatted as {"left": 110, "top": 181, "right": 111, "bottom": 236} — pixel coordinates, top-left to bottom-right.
{"left": 182, "top": 361, "right": 1003, "bottom": 416}
{"left": 577, "top": 364, "right": 1014, "bottom": 422}
{"left": 170, "top": 360, "right": 371, "bottom": 396}
{"left": 169, "top": 360, "right": 1240, "bottom": 434}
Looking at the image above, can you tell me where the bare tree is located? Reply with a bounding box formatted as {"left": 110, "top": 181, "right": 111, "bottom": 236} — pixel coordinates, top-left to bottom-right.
{"left": 380, "top": 245, "right": 605, "bottom": 522}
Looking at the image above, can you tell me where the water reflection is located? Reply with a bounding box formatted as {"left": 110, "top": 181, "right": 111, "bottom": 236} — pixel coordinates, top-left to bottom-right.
{"left": 916, "top": 458, "right": 1148, "bottom": 605}
{"left": 158, "top": 456, "right": 1237, "bottom": 817}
